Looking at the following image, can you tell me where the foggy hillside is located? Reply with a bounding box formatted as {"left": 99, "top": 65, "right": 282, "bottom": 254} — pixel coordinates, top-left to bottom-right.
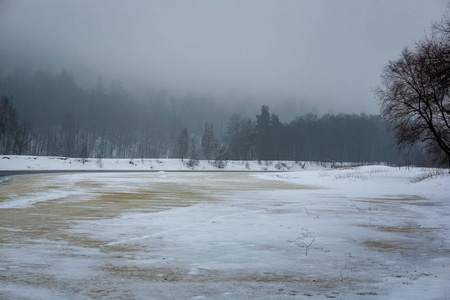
{"left": 0, "top": 1, "right": 446, "bottom": 165}
{"left": 1, "top": 69, "right": 403, "bottom": 164}
{"left": 1, "top": 1, "right": 444, "bottom": 113}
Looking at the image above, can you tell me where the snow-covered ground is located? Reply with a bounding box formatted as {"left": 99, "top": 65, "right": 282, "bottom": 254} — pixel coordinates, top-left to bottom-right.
{"left": 0, "top": 155, "right": 340, "bottom": 172}
{"left": 0, "top": 157, "right": 449, "bottom": 299}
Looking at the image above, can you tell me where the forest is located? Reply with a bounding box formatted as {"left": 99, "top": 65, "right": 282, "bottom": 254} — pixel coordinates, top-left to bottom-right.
{"left": 0, "top": 69, "right": 426, "bottom": 165}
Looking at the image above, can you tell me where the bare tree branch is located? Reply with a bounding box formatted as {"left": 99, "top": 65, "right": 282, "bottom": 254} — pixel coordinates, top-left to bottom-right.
{"left": 376, "top": 12, "right": 450, "bottom": 165}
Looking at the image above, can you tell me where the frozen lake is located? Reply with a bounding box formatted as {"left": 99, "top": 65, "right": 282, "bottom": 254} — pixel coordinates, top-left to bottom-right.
{"left": 0, "top": 169, "right": 449, "bottom": 299}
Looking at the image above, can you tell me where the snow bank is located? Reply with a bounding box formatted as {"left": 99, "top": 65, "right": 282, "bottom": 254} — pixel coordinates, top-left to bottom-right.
{"left": 0, "top": 155, "right": 334, "bottom": 172}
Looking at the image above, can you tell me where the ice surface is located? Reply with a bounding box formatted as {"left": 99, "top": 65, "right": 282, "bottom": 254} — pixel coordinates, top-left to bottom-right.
{"left": 0, "top": 159, "right": 449, "bottom": 299}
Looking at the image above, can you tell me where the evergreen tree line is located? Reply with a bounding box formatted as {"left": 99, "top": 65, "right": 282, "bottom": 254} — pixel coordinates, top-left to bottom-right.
{"left": 189, "top": 105, "right": 400, "bottom": 165}
{"left": 0, "top": 69, "right": 429, "bottom": 165}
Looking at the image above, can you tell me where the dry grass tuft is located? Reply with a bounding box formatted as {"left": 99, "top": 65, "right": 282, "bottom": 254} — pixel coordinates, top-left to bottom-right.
{"left": 410, "top": 169, "right": 447, "bottom": 183}
{"left": 333, "top": 171, "right": 368, "bottom": 180}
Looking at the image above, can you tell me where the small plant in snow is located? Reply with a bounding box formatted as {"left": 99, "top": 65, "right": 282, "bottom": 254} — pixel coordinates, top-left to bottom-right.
{"left": 305, "top": 207, "right": 311, "bottom": 217}
{"left": 352, "top": 204, "right": 368, "bottom": 214}
{"left": 319, "top": 171, "right": 331, "bottom": 177}
{"left": 296, "top": 230, "right": 316, "bottom": 256}
{"left": 275, "top": 162, "right": 290, "bottom": 170}
{"left": 305, "top": 208, "right": 319, "bottom": 219}
{"left": 186, "top": 159, "right": 199, "bottom": 169}
{"left": 211, "top": 159, "right": 227, "bottom": 169}
{"left": 352, "top": 204, "right": 374, "bottom": 224}
{"left": 333, "top": 171, "right": 368, "bottom": 180}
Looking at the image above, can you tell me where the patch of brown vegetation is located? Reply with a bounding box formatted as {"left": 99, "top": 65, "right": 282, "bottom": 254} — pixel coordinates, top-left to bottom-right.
{"left": 373, "top": 195, "right": 426, "bottom": 201}
{"left": 362, "top": 240, "right": 413, "bottom": 251}
{"left": 360, "top": 224, "right": 438, "bottom": 233}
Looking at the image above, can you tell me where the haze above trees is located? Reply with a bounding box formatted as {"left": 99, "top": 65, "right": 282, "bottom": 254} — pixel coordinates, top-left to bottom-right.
{"left": 1, "top": 4, "right": 448, "bottom": 167}
{"left": 1, "top": 69, "right": 404, "bottom": 165}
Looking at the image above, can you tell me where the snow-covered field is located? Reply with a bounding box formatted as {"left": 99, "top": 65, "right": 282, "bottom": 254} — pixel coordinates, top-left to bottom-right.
{"left": 0, "top": 157, "right": 449, "bottom": 299}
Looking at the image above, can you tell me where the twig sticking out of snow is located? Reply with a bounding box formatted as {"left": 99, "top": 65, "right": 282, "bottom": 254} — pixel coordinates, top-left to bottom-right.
{"left": 298, "top": 237, "right": 315, "bottom": 256}
{"left": 352, "top": 204, "right": 368, "bottom": 213}
{"left": 296, "top": 230, "right": 316, "bottom": 256}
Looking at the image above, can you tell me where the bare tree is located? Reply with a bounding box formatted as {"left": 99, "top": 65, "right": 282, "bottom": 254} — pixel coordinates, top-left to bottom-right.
{"left": 0, "top": 96, "right": 19, "bottom": 154}
{"left": 376, "top": 12, "right": 450, "bottom": 165}
{"left": 201, "top": 123, "right": 217, "bottom": 161}
{"left": 432, "top": 10, "right": 450, "bottom": 37}
{"left": 61, "top": 114, "right": 78, "bottom": 157}
{"left": 177, "top": 127, "right": 189, "bottom": 162}
{"left": 14, "top": 120, "right": 32, "bottom": 154}
{"left": 80, "top": 143, "right": 89, "bottom": 163}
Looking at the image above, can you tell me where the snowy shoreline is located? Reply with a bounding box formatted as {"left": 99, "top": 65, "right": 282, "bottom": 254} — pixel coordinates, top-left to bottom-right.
{"left": 0, "top": 155, "right": 346, "bottom": 173}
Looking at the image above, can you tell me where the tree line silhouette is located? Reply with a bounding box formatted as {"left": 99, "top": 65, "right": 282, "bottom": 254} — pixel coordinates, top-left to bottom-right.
{"left": 0, "top": 69, "right": 431, "bottom": 165}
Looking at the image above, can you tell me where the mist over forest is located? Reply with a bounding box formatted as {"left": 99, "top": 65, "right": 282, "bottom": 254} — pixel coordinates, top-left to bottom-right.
{"left": 1, "top": 1, "right": 446, "bottom": 166}
{"left": 1, "top": 68, "right": 422, "bottom": 165}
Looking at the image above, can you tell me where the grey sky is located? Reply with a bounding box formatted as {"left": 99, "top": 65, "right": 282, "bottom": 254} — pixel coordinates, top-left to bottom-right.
{"left": 0, "top": 0, "right": 447, "bottom": 114}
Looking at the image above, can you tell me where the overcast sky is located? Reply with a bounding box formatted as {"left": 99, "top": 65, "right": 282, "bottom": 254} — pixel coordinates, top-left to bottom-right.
{"left": 0, "top": 0, "right": 447, "bottom": 114}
